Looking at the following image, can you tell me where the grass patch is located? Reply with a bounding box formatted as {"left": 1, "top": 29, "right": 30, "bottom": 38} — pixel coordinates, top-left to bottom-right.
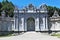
{"left": 0, "top": 34, "right": 12, "bottom": 37}
{"left": 0, "top": 33, "right": 13, "bottom": 37}
{"left": 51, "top": 33, "right": 60, "bottom": 38}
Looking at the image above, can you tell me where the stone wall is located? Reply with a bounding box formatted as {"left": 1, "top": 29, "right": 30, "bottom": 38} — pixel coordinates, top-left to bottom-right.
{"left": 0, "top": 17, "right": 14, "bottom": 35}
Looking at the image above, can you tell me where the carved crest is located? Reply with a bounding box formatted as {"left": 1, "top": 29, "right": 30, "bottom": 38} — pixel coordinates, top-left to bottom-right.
{"left": 40, "top": 4, "right": 47, "bottom": 11}
{"left": 52, "top": 10, "right": 59, "bottom": 17}
{"left": 28, "top": 4, "right": 34, "bottom": 10}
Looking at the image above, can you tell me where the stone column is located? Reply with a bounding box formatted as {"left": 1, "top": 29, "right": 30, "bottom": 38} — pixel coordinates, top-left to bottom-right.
{"left": 42, "top": 15, "right": 48, "bottom": 31}
{"left": 21, "top": 17, "right": 24, "bottom": 31}
{"left": 13, "top": 18, "right": 15, "bottom": 31}
{"left": 35, "top": 17, "right": 39, "bottom": 31}
{"left": 11, "top": 21, "right": 14, "bottom": 31}
{"left": 14, "top": 17, "right": 18, "bottom": 31}
{"left": 42, "top": 17, "right": 45, "bottom": 31}
{"left": 24, "top": 18, "right": 27, "bottom": 31}
{"left": 45, "top": 16, "right": 48, "bottom": 31}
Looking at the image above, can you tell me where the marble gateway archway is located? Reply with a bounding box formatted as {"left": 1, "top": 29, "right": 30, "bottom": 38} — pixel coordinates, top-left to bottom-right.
{"left": 14, "top": 4, "right": 48, "bottom": 32}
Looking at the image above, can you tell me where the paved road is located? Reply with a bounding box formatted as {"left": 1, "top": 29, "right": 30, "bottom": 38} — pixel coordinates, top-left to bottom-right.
{"left": 0, "top": 32, "right": 60, "bottom": 40}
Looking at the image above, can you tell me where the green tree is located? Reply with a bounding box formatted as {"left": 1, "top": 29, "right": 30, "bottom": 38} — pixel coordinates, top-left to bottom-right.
{"left": 47, "top": 6, "right": 60, "bottom": 17}
{"left": 0, "top": 2, "right": 2, "bottom": 16}
{"left": 1, "top": 0, "right": 15, "bottom": 17}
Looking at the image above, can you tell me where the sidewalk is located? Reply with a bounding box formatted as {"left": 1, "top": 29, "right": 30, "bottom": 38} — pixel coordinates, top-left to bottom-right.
{"left": 0, "top": 32, "right": 60, "bottom": 40}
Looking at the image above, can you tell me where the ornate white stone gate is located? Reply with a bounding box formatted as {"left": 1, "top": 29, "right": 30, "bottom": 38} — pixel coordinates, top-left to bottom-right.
{"left": 14, "top": 4, "right": 48, "bottom": 32}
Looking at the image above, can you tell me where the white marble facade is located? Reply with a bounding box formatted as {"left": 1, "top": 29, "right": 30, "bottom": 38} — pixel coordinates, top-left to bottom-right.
{"left": 14, "top": 4, "right": 48, "bottom": 32}
{"left": 50, "top": 10, "right": 60, "bottom": 31}
{"left": 0, "top": 4, "right": 60, "bottom": 32}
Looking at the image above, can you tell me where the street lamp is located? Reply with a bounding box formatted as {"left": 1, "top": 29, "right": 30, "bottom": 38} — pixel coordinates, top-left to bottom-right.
{"left": 14, "top": 8, "right": 19, "bottom": 34}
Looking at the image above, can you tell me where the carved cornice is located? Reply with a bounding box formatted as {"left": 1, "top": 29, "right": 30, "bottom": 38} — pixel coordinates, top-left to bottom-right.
{"left": 14, "top": 4, "right": 48, "bottom": 13}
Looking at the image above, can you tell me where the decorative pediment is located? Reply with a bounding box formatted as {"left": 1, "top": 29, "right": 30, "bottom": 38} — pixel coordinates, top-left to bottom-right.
{"left": 18, "top": 3, "right": 48, "bottom": 13}
{"left": 20, "top": 4, "right": 35, "bottom": 13}
{"left": 52, "top": 10, "right": 59, "bottom": 17}
{"left": 50, "top": 10, "right": 60, "bottom": 21}
{"left": 28, "top": 4, "right": 34, "bottom": 10}
{"left": 22, "top": 4, "right": 36, "bottom": 13}
{"left": 40, "top": 4, "right": 48, "bottom": 13}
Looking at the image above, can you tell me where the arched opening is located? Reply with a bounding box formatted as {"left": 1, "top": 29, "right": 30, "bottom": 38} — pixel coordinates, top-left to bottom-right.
{"left": 27, "top": 17, "right": 35, "bottom": 31}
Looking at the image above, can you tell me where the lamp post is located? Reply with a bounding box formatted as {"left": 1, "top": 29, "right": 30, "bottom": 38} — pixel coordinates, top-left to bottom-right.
{"left": 14, "top": 8, "right": 19, "bottom": 34}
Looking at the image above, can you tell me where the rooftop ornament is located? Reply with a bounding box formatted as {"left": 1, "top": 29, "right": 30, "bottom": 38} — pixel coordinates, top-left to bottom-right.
{"left": 52, "top": 10, "right": 59, "bottom": 17}
{"left": 14, "top": 7, "right": 19, "bottom": 13}
{"left": 40, "top": 3, "right": 48, "bottom": 13}
{"left": 28, "top": 4, "right": 34, "bottom": 10}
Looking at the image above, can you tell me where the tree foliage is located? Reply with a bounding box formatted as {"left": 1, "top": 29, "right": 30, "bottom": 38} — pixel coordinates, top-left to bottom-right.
{"left": 0, "top": 0, "right": 15, "bottom": 17}
{"left": 0, "top": 0, "right": 60, "bottom": 17}
{"left": 47, "top": 6, "right": 60, "bottom": 17}
{"left": 0, "top": 2, "right": 2, "bottom": 16}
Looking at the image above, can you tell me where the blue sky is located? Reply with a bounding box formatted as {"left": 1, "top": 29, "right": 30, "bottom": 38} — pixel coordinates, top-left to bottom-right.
{"left": 0, "top": 0, "right": 60, "bottom": 8}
